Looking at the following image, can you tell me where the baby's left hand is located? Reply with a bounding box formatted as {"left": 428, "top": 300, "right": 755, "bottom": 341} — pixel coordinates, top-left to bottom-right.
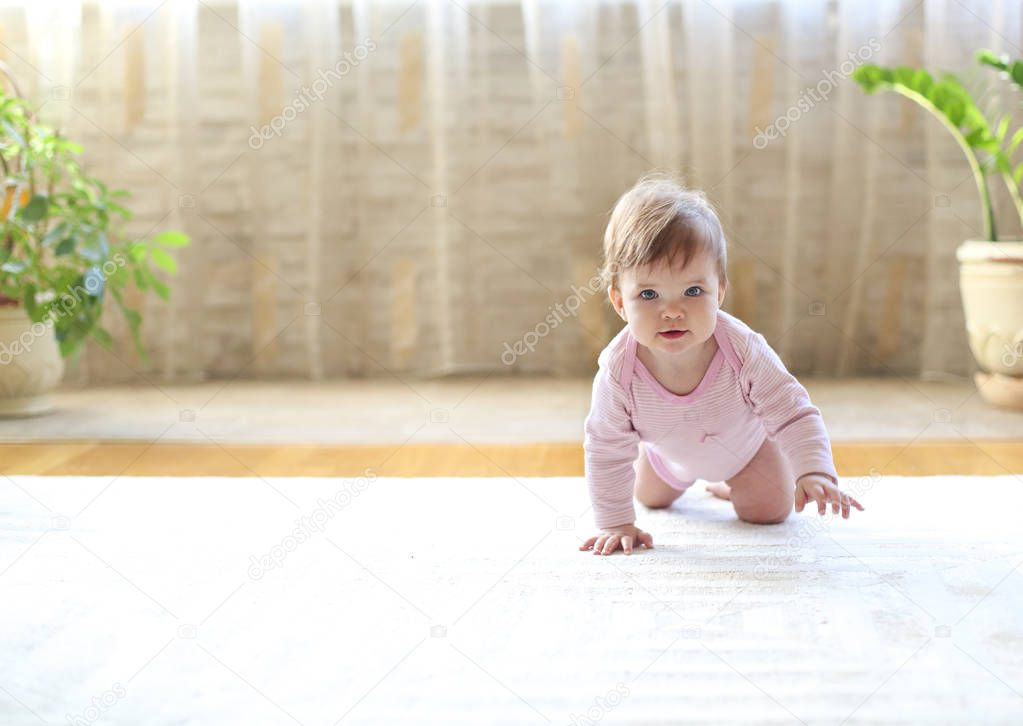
{"left": 795, "top": 474, "right": 864, "bottom": 519}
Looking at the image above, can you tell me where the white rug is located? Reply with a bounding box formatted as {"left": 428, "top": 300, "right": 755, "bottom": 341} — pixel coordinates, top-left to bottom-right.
{"left": 1, "top": 475, "right": 1021, "bottom": 725}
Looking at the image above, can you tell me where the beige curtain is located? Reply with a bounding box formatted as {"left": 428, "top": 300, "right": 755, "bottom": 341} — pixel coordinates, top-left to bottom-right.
{"left": 0, "top": 0, "right": 1020, "bottom": 383}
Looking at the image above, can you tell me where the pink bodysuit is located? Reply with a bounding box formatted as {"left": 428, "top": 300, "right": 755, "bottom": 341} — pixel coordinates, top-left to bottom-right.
{"left": 584, "top": 309, "right": 839, "bottom": 530}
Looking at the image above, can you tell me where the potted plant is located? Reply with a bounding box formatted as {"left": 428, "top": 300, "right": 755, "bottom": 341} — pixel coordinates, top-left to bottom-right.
{"left": 853, "top": 53, "right": 1023, "bottom": 410}
{"left": 0, "top": 66, "right": 189, "bottom": 416}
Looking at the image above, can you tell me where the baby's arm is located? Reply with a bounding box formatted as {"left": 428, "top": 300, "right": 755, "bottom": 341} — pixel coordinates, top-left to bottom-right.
{"left": 740, "top": 331, "right": 864, "bottom": 517}
{"left": 579, "top": 367, "right": 652, "bottom": 554}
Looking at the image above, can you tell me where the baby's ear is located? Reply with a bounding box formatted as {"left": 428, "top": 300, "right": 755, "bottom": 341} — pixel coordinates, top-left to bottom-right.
{"left": 717, "top": 279, "right": 727, "bottom": 306}
{"left": 608, "top": 285, "right": 626, "bottom": 320}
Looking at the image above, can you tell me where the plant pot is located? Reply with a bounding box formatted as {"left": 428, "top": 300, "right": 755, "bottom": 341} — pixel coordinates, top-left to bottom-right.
{"left": 957, "top": 240, "right": 1023, "bottom": 410}
{"left": 0, "top": 305, "right": 64, "bottom": 417}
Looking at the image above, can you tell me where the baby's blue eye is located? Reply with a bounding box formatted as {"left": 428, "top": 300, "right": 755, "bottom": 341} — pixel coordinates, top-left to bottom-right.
{"left": 685, "top": 286, "right": 703, "bottom": 297}
{"left": 639, "top": 289, "right": 657, "bottom": 300}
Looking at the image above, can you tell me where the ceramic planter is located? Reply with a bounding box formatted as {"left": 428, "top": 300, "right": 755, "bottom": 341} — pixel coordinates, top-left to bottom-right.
{"left": 0, "top": 303, "right": 64, "bottom": 417}
{"left": 957, "top": 240, "right": 1023, "bottom": 409}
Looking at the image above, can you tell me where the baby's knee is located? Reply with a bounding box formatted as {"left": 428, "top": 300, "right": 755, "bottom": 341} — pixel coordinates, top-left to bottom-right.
{"left": 735, "top": 503, "right": 791, "bottom": 525}
{"left": 637, "top": 491, "right": 678, "bottom": 509}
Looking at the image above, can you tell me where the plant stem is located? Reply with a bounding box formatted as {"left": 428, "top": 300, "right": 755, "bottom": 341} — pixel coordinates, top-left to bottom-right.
{"left": 997, "top": 167, "right": 1023, "bottom": 232}
{"left": 892, "top": 85, "right": 997, "bottom": 240}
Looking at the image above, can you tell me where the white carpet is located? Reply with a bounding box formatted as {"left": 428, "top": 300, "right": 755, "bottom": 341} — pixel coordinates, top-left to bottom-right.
{"left": 1, "top": 474, "right": 1021, "bottom": 725}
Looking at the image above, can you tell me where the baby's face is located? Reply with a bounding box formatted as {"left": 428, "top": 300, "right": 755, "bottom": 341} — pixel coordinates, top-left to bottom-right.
{"left": 610, "top": 251, "right": 726, "bottom": 361}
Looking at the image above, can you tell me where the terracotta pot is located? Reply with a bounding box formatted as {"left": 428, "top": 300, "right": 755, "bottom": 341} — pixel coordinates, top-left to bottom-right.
{"left": 0, "top": 305, "right": 64, "bottom": 417}
{"left": 957, "top": 240, "right": 1023, "bottom": 410}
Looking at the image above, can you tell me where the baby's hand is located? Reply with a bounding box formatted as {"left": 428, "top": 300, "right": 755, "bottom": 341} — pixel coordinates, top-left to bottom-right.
{"left": 579, "top": 523, "right": 654, "bottom": 556}
{"left": 795, "top": 474, "right": 865, "bottom": 519}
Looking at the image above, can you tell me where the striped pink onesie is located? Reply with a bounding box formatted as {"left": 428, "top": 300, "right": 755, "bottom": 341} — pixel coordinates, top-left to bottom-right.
{"left": 584, "top": 309, "right": 839, "bottom": 530}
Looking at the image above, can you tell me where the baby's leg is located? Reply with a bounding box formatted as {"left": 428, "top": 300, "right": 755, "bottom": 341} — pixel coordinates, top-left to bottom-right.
{"left": 634, "top": 443, "right": 687, "bottom": 509}
{"left": 723, "top": 437, "right": 794, "bottom": 524}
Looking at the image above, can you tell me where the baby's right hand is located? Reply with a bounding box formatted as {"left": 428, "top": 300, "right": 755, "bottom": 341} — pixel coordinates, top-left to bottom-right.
{"left": 579, "top": 523, "right": 654, "bottom": 556}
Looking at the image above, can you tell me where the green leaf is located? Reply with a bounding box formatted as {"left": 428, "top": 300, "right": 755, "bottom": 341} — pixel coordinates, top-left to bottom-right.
{"left": 852, "top": 64, "right": 886, "bottom": 92}
{"left": 893, "top": 66, "right": 917, "bottom": 88}
{"left": 965, "top": 128, "right": 987, "bottom": 147}
{"left": 994, "top": 151, "right": 1012, "bottom": 174}
{"left": 123, "top": 308, "right": 141, "bottom": 329}
{"left": 55, "top": 237, "right": 76, "bottom": 256}
{"left": 1010, "top": 61, "right": 1023, "bottom": 87}
{"left": 91, "top": 325, "right": 113, "bottom": 349}
{"left": 852, "top": 63, "right": 992, "bottom": 150}
{"left": 19, "top": 194, "right": 48, "bottom": 223}
{"left": 979, "top": 140, "right": 1002, "bottom": 154}
{"left": 133, "top": 267, "right": 149, "bottom": 290}
{"left": 1, "top": 119, "right": 26, "bottom": 148}
{"left": 996, "top": 114, "right": 1010, "bottom": 142}
{"left": 945, "top": 98, "right": 966, "bottom": 127}
{"left": 912, "top": 69, "right": 932, "bottom": 95}
{"left": 1008, "top": 128, "right": 1023, "bottom": 157}
{"left": 42, "top": 222, "right": 68, "bottom": 247}
{"left": 132, "top": 338, "right": 150, "bottom": 365}
{"left": 977, "top": 50, "right": 1023, "bottom": 89}
{"left": 152, "top": 278, "right": 170, "bottom": 300}
{"left": 152, "top": 230, "right": 190, "bottom": 248}
{"left": 109, "top": 285, "right": 123, "bottom": 304}
{"left": 22, "top": 284, "right": 36, "bottom": 315}
{"left": 150, "top": 247, "right": 178, "bottom": 274}
{"left": 129, "top": 243, "right": 147, "bottom": 262}
{"left": 976, "top": 49, "right": 1005, "bottom": 68}
{"left": 108, "top": 293, "right": 147, "bottom": 364}
{"left": 108, "top": 202, "right": 132, "bottom": 218}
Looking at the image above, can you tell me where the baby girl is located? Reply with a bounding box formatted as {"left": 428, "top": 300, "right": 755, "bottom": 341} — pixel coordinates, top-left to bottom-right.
{"left": 580, "top": 175, "right": 864, "bottom": 556}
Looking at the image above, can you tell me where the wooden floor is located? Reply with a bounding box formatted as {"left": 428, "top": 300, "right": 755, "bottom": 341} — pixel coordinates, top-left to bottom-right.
{"left": 2, "top": 440, "right": 1023, "bottom": 477}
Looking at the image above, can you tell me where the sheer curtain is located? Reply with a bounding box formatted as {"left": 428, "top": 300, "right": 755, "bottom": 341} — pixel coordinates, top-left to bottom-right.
{"left": 1, "top": 0, "right": 1019, "bottom": 383}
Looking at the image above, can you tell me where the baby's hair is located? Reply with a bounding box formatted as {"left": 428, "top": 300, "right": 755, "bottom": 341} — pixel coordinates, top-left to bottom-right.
{"left": 600, "top": 173, "right": 728, "bottom": 291}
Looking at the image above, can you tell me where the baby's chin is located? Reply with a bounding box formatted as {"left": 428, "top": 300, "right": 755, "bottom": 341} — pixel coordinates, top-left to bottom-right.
{"left": 640, "top": 328, "right": 710, "bottom": 350}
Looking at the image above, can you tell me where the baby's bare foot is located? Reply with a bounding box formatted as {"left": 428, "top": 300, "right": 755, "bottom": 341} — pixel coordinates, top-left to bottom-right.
{"left": 706, "top": 481, "right": 732, "bottom": 500}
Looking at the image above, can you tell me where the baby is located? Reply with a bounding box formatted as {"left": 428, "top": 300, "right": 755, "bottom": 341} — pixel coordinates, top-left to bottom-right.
{"left": 580, "top": 175, "right": 864, "bottom": 556}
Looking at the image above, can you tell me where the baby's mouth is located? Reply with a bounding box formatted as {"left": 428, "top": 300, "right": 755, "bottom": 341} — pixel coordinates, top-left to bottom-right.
{"left": 658, "top": 329, "right": 688, "bottom": 339}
